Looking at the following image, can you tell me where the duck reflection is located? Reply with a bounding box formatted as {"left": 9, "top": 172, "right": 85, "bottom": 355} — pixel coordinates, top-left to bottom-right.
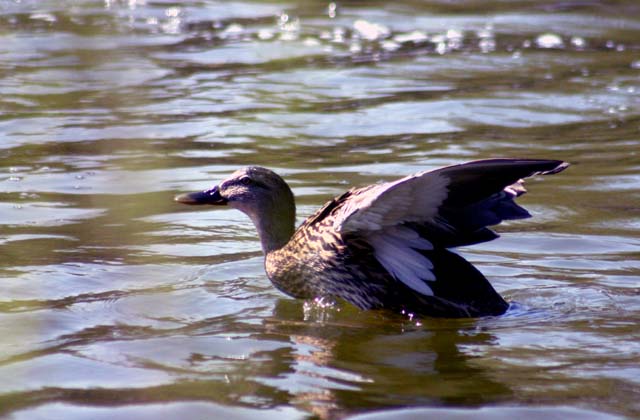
{"left": 260, "top": 298, "right": 513, "bottom": 419}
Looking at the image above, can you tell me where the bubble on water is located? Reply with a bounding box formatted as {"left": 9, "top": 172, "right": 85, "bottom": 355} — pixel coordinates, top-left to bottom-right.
{"left": 536, "top": 33, "right": 564, "bottom": 49}
{"left": 522, "top": 39, "right": 532, "bottom": 48}
{"left": 616, "top": 44, "right": 625, "bottom": 52}
{"left": 327, "top": 2, "right": 337, "bottom": 18}
{"left": 278, "top": 13, "right": 299, "bottom": 39}
{"left": 631, "top": 60, "right": 640, "bottom": 69}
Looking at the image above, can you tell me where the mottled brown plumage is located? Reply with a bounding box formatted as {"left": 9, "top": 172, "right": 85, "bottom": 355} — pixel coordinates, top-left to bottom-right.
{"left": 175, "top": 159, "right": 568, "bottom": 318}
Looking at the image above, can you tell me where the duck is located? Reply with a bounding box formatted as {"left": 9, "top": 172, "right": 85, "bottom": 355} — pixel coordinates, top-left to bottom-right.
{"left": 175, "top": 158, "right": 568, "bottom": 318}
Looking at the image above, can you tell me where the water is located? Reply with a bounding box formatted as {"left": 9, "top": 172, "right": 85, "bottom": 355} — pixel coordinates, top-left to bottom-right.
{"left": 1, "top": 0, "right": 639, "bottom": 418}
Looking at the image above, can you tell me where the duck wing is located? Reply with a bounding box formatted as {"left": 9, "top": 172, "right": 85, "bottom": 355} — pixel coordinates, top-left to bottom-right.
{"left": 332, "top": 158, "right": 568, "bottom": 300}
{"left": 335, "top": 158, "right": 568, "bottom": 244}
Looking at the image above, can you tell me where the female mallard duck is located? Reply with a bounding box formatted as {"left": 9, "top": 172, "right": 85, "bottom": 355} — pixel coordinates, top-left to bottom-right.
{"left": 176, "top": 158, "right": 568, "bottom": 318}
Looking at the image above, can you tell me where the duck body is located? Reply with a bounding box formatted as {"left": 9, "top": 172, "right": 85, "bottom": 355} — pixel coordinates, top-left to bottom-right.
{"left": 176, "top": 158, "right": 568, "bottom": 318}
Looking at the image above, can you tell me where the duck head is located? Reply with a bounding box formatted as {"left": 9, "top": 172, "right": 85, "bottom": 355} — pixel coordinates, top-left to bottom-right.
{"left": 175, "top": 166, "right": 296, "bottom": 254}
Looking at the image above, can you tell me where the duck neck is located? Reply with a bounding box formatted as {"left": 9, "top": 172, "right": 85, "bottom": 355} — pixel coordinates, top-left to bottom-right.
{"left": 250, "top": 201, "right": 296, "bottom": 255}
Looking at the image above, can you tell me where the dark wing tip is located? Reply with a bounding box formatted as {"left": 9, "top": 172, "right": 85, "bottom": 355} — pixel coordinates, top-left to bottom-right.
{"left": 542, "top": 160, "right": 570, "bottom": 175}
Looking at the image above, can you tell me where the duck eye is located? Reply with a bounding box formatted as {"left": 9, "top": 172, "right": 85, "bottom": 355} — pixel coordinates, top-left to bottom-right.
{"left": 240, "top": 176, "right": 252, "bottom": 186}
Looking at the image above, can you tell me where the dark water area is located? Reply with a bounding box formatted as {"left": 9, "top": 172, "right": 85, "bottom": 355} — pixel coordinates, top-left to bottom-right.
{"left": 1, "top": 0, "right": 639, "bottom": 418}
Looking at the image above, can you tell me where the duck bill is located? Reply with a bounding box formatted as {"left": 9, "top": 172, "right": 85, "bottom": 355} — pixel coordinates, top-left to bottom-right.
{"left": 174, "top": 186, "right": 228, "bottom": 205}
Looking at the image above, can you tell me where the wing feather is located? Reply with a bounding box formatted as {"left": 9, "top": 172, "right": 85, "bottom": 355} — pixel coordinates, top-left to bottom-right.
{"left": 331, "top": 159, "right": 568, "bottom": 297}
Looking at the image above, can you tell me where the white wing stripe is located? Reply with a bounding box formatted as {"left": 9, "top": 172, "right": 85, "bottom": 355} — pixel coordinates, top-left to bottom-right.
{"left": 367, "top": 226, "right": 436, "bottom": 296}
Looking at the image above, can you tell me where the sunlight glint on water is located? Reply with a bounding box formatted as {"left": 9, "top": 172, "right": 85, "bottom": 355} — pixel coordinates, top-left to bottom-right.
{"left": 0, "top": 0, "right": 639, "bottom": 418}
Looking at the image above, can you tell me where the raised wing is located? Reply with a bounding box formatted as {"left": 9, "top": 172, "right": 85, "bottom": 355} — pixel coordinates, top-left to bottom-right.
{"left": 333, "top": 158, "right": 568, "bottom": 297}
{"left": 336, "top": 158, "right": 567, "bottom": 241}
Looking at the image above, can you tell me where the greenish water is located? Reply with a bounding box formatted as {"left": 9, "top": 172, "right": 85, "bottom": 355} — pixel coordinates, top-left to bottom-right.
{"left": 1, "top": 0, "right": 639, "bottom": 418}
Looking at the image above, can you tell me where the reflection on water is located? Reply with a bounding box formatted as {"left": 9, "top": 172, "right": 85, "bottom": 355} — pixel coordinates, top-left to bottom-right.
{"left": 1, "top": 0, "right": 639, "bottom": 418}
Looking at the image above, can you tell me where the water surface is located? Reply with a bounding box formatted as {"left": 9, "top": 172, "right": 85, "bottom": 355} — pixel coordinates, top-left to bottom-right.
{"left": 1, "top": 0, "right": 639, "bottom": 418}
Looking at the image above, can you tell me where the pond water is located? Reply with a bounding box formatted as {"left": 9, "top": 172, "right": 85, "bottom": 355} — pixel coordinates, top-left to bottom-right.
{"left": 1, "top": 0, "right": 639, "bottom": 418}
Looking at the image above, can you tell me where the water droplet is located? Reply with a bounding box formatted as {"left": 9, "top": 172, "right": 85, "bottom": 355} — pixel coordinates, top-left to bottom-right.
{"left": 570, "top": 36, "right": 586, "bottom": 48}
{"left": 327, "top": 2, "right": 337, "bottom": 18}
{"left": 446, "top": 29, "right": 463, "bottom": 40}
{"left": 165, "top": 7, "right": 180, "bottom": 18}
{"left": 221, "top": 23, "right": 243, "bottom": 39}
{"left": 332, "top": 27, "right": 346, "bottom": 43}
{"left": 479, "top": 38, "right": 495, "bottom": 53}
{"left": 279, "top": 31, "right": 298, "bottom": 41}
{"left": 393, "top": 30, "right": 428, "bottom": 44}
{"left": 29, "top": 12, "right": 57, "bottom": 23}
{"left": 536, "top": 33, "right": 564, "bottom": 49}
{"left": 353, "top": 19, "right": 390, "bottom": 41}
{"left": 257, "top": 29, "right": 274, "bottom": 40}
{"left": 303, "top": 37, "right": 320, "bottom": 47}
